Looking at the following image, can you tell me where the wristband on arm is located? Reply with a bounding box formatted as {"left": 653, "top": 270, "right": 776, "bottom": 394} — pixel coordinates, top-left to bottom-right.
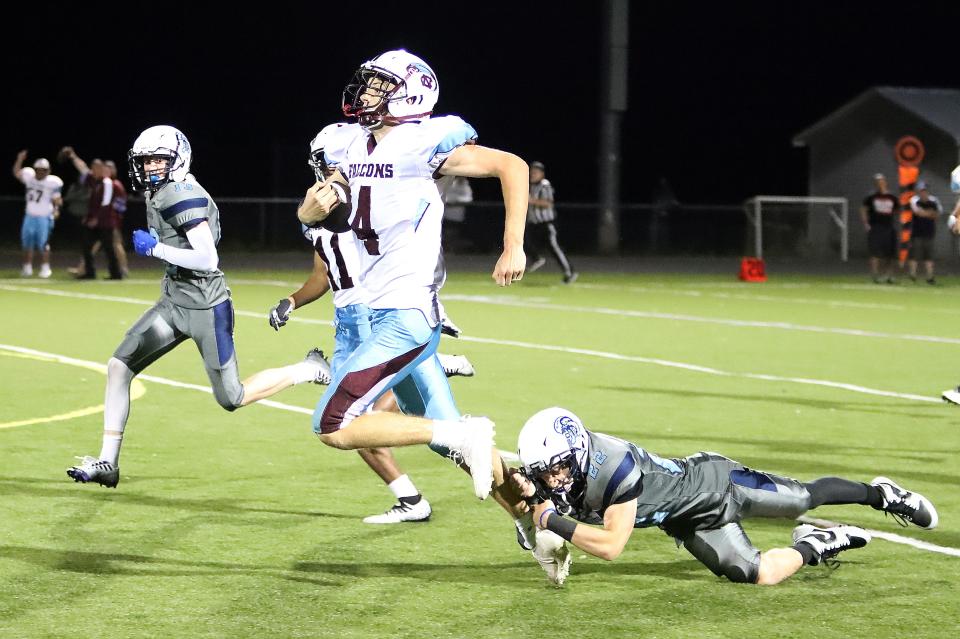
{"left": 545, "top": 511, "right": 577, "bottom": 542}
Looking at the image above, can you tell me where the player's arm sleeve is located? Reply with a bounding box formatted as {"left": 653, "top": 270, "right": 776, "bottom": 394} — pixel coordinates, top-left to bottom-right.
{"left": 151, "top": 221, "right": 219, "bottom": 272}
{"left": 426, "top": 116, "right": 478, "bottom": 177}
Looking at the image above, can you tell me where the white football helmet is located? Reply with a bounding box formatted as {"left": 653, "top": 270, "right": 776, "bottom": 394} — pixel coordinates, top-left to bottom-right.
{"left": 342, "top": 49, "right": 439, "bottom": 130}
{"left": 127, "top": 125, "right": 192, "bottom": 192}
{"left": 951, "top": 164, "right": 960, "bottom": 194}
{"left": 517, "top": 407, "right": 590, "bottom": 513}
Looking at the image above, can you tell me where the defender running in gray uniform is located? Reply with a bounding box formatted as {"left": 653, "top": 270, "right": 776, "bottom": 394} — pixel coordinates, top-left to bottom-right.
{"left": 67, "top": 125, "right": 328, "bottom": 489}
{"left": 515, "top": 407, "right": 938, "bottom": 586}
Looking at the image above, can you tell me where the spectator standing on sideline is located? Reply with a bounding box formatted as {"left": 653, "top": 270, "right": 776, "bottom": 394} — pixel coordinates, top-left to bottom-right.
{"left": 60, "top": 146, "right": 124, "bottom": 280}
{"left": 12, "top": 151, "right": 63, "bottom": 278}
{"left": 437, "top": 174, "right": 473, "bottom": 252}
{"left": 105, "top": 160, "right": 130, "bottom": 276}
{"left": 907, "top": 182, "right": 942, "bottom": 284}
{"left": 860, "top": 173, "right": 899, "bottom": 284}
{"left": 526, "top": 161, "right": 576, "bottom": 283}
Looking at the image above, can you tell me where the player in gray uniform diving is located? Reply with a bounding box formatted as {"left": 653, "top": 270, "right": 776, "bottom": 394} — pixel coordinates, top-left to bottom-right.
{"left": 67, "top": 125, "right": 329, "bottom": 489}
{"left": 512, "top": 407, "right": 938, "bottom": 586}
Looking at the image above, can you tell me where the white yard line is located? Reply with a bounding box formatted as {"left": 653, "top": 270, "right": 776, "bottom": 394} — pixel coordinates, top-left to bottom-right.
{"left": 797, "top": 515, "right": 960, "bottom": 558}
{"left": 0, "top": 284, "right": 943, "bottom": 403}
{"left": 442, "top": 293, "right": 960, "bottom": 346}
{"left": 0, "top": 341, "right": 951, "bottom": 557}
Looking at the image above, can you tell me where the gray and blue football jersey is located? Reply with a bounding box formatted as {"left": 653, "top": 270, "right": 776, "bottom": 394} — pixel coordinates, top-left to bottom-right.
{"left": 145, "top": 179, "right": 228, "bottom": 309}
{"left": 573, "top": 432, "right": 740, "bottom": 536}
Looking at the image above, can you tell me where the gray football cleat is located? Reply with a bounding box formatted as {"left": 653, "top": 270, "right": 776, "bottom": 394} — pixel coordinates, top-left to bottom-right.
{"left": 871, "top": 476, "right": 938, "bottom": 529}
{"left": 67, "top": 456, "right": 119, "bottom": 488}
{"left": 304, "top": 348, "right": 332, "bottom": 385}
{"left": 792, "top": 524, "right": 870, "bottom": 566}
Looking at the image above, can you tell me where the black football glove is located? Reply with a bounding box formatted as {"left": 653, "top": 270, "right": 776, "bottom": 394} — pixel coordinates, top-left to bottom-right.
{"left": 269, "top": 298, "right": 293, "bottom": 331}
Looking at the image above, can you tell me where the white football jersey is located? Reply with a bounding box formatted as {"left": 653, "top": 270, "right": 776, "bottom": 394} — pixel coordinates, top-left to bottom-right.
{"left": 321, "top": 116, "right": 477, "bottom": 325}
{"left": 19, "top": 167, "right": 63, "bottom": 217}
{"left": 302, "top": 225, "right": 367, "bottom": 308}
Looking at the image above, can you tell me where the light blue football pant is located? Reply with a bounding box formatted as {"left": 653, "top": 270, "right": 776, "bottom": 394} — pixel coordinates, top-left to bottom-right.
{"left": 316, "top": 307, "right": 460, "bottom": 457}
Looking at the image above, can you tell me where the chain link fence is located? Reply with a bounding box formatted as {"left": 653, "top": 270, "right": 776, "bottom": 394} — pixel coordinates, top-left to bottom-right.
{"left": 0, "top": 194, "right": 760, "bottom": 256}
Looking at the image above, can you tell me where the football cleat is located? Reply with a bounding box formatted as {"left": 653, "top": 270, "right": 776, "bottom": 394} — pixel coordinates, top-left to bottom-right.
{"left": 563, "top": 271, "right": 579, "bottom": 285}
{"left": 66, "top": 456, "right": 119, "bottom": 488}
{"left": 304, "top": 348, "right": 332, "bottom": 385}
{"left": 362, "top": 496, "right": 431, "bottom": 524}
{"left": 871, "top": 476, "right": 938, "bottom": 529}
{"left": 792, "top": 524, "right": 870, "bottom": 566}
{"left": 447, "top": 416, "right": 494, "bottom": 500}
{"left": 21, "top": 264, "right": 33, "bottom": 277}
{"left": 437, "top": 353, "right": 475, "bottom": 378}
{"left": 38, "top": 264, "right": 52, "bottom": 279}
{"left": 941, "top": 387, "right": 960, "bottom": 406}
{"left": 515, "top": 513, "right": 535, "bottom": 551}
{"left": 532, "top": 529, "right": 572, "bottom": 586}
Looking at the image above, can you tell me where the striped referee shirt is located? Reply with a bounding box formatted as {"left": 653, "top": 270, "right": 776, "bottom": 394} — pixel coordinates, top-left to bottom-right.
{"left": 527, "top": 178, "right": 556, "bottom": 224}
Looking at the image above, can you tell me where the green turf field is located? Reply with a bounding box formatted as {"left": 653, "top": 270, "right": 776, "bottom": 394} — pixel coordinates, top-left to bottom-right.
{"left": 1, "top": 268, "right": 958, "bottom": 639}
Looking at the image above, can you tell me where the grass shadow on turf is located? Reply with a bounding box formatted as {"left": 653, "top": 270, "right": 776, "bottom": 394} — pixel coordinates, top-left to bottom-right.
{"left": 0, "top": 545, "right": 344, "bottom": 587}
{"left": 0, "top": 477, "right": 356, "bottom": 520}
{"left": 289, "top": 559, "right": 707, "bottom": 584}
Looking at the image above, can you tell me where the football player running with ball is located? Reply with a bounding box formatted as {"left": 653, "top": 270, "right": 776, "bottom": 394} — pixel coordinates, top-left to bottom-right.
{"left": 265, "top": 124, "right": 476, "bottom": 524}
{"left": 67, "top": 126, "right": 330, "bottom": 488}
{"left": 297, "top": 50, "right": 534, "bottom": 531}
{"left": 513, "top": 407, "right": 938, "bottom": 586}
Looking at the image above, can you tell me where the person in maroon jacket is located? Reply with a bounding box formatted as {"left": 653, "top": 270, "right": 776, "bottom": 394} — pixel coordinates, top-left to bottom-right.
{"left": 61, "top": 146, "right": 124, "bottom": 279}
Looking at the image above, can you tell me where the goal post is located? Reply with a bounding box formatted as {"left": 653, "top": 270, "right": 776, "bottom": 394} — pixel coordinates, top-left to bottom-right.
{"left": 743, "top": 196, "right": 850, "bottom": 262}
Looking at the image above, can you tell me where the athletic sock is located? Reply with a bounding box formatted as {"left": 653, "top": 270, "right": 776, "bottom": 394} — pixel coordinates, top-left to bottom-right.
{"left": 289, "top": 361, "right": 320, "bottom": 385}
{"left": 792, "top": 542, "right": 819, "bottom": 566}
{"left": 429, "top": 419, "right": 464, "bottom": 450}
{"left": 804, "top": 477, "right": 877, "bottom": 508}
{"left": 99, "top": 434, "right": 123, "bottom": 467}
{"left": 388, "top": 474, "right": 419, "bottom": 500}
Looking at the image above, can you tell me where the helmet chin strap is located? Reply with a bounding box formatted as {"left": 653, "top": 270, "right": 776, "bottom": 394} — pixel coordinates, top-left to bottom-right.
{"left": 357, "top": 109, "right": 433, "bottom": 131}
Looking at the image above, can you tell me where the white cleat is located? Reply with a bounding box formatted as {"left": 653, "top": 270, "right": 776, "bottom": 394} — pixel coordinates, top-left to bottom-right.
{"left": 66, "top": 456, "right": 119, "bottom": 488}
{"left": 437, "top": 353, "right": 475, "bottom": 378}
{"left": 871, "top": 476, "right": 938, "bottom": 530}
{"left": 304, "top": 348, "right": 332, "bottom": 385}
{"left": 532, "top": 529, "right": 572, "bottom": 586}
{"left": 363, "top": 496, "right": 431, "bottom": 524}
{"left": 449, "top": 416, "right": 494, "bottom": 500}
{"left": 21, "top": 264, "right": 33, "bottom": 277}
{"left": 941, "top": 387, "right": 960, "bottom": 406}
{"left": 38, "top": 264, "right": 52, "bottom": 279}
{"left": 792, "top": 524, "right": 870, "bottom": 565}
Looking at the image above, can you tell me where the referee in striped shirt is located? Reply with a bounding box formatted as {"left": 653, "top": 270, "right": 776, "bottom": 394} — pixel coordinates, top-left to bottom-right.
{"left": 526, "top": 161, "right": 577, "bottom": 283}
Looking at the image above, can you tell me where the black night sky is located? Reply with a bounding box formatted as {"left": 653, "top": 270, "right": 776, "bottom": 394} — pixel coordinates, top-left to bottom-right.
{"left": 3, "top": 2, "right": 959, "bottom": 205}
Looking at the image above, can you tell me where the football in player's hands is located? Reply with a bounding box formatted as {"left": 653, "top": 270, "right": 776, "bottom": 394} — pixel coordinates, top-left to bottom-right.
{"left": 319, "top": 182, "right": 353, "bottom": 233}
